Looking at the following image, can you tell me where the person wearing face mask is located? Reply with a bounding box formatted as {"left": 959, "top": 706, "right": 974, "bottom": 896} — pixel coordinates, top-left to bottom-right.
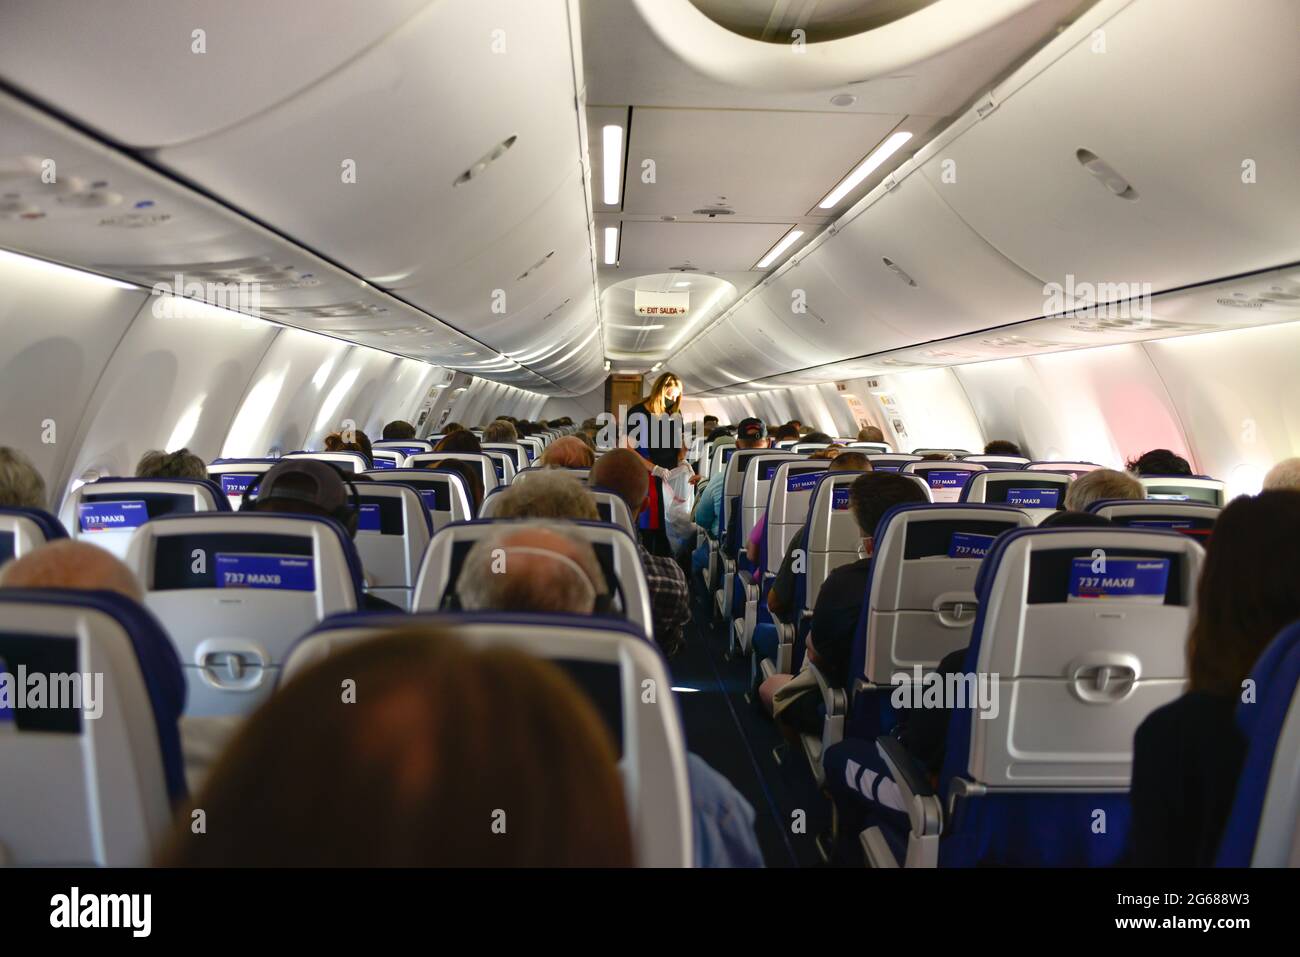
{"left": 626, "top": 371, "right": 692, "bottom": 476}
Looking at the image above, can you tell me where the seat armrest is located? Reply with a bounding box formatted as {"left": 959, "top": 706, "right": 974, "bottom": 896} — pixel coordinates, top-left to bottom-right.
{"left": 876, "top": 736, "right": 942, "bottom": 868}
{"left": 861, "top": 827, "right": 900, "bottom": 868}
{"left": 807, "top": 659, "right": 847, "bottom": 752}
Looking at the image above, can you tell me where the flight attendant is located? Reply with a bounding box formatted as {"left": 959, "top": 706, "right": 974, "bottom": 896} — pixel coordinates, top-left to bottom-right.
{"left": 625, "top": 371, "right": 686, "bottom": 472}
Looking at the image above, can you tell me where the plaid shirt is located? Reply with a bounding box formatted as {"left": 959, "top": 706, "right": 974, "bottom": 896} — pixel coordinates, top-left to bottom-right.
{"left": 639, "top": 544, "right": 690, "bottom": 653}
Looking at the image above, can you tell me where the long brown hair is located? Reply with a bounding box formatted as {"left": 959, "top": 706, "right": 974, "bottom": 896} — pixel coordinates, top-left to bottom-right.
{"left": 643, "top": 372, "right": 682, "bottom": 415}
{"left": 160, "top": 628, "right": 634, "bottom": 867}
{"left": 1188, "top": 490, "right": 1300, "bottom": 695}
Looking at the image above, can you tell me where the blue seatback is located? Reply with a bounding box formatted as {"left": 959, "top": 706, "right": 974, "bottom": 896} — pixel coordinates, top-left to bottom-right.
{"left": 1215, "top": 621, "right": 1300, "bottom": 867}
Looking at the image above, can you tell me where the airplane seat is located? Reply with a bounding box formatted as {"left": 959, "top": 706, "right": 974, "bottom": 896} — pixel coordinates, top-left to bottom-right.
{"left": 1215, "top": 620, "right": 1300, "bottom": 867}
{"left": 284, "top": 450, "right": 371, "bottom": 474}
{"left": 410, "top": 519, "right": 654, "bottom": 643}
{"left": 350, "top": 482, "right": 433, "bottom": 611}
{"left": 959, "top": 469, "right": 1072, "bottom": 524}
{"left": 961, "top": 455, "right": 1032, "bottom": 470}
{"left": 404, "top": 451, "right": 499, "bottom": 495}
{"left": 865, "top": 453, "right": 922, "bottom": 473}
{"left": 511, "top": 465, "right": 591, "bottom": 485}
{"left": 0, "top": 506, "right": 68, "bottom": 565}
{"left": 372, "top": 439, "right": 435, "bottom": 457}
{"left": 481, "top": 450, "right": 517, "bottom": 485}
{"left": 821, "top": 504, "right": 1036, "bottom": 781}
{"left": 280, "top": 610, "right": 692, "bottom": 867}
{"left": 901, "top": 461, "right": 988, "bottom": 504}
{"left": 746, "top": 459, "right": 831, "bottom": 669}
{"left": 58, "top": 477, "right": 231, "bottom": 559}
{"left": 518, "top": 437, "right": 544, "bottom": 462}
{"left": 369, "top": 449, "right": 404, "bottom": 471}
{"left": 863, "top": 526, "right": 1205, "bottom": 868}
{"left": 124, "top": 513, "right": 363, "bottom": 717}
{"left": 1087, "top": 499, "right": 1220, "bottom": 545}
{"left": 847, "top": 442, "right": 893, "bottom": 454}
{"left": 0, "top": 588, "right": 185, "bottom": 866}
{"left": 364, "top": 469, "right": 473, "bottom": 529}
{"left": 1137, "top": 474, "right": 1226, "bottom": 507}
{"left": 588, "top": 487, "right": 638, "bottom": 539}
{"left": 727, "top": 453, "right": 802, "bottom": 651}
{"left": 481, "top": 442, "right": 530, "bottom": 472}
{"left": 207, "top": 458, "right": 279, "bottom": 510}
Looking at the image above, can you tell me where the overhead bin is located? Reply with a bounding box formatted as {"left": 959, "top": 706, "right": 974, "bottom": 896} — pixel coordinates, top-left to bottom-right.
{"left": 917, "top": 0, "right": 1300, "bottom": 293}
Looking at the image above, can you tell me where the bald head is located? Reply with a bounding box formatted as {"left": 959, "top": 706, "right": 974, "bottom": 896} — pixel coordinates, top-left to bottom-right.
{"left": 590, "top": 449, "right": 650, "bottom": 518}
{"left": 457, "top": 525, "right": 607, "bottom": 615}
{"left": 0, "top": 540, "right": 144, "bottom": 602}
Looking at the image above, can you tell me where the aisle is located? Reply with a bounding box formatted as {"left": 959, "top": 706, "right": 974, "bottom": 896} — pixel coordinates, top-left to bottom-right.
{"left": 667, "top": 590, "right": 833, "bottom": 867}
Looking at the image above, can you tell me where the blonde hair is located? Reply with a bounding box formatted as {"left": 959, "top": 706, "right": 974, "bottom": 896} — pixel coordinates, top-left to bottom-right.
{"left": 1063, "top": 469, "right": 1145, "bottom": 512}
{"left": 0, "top": 446, "right": 47, "bottom": 509}
{"left": 643, "top": 372, "right": 683, "bottom": 416}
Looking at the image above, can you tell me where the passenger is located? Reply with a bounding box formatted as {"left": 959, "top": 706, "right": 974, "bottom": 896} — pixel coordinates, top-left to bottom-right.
{"left": 758, "top": 472, "right": 928, "bottom": 727}
{"left": 765, "top": 451, "right": 871, "bottom": 621}
{"left": 135, "top": 448, "right": 208, "bottom": 480}
{"left": 457, "top": 525, "right": 760, "bottom": 869}
{"left": 423, "top": 459, "right": 484, "bottom": 514}
{"left": 539, "top": 435, "right": 595, "bottom": 469}
{"left": 920, "top": 451, "right": 956, "bottom": 461}
{"left": 1129, "top": 490, "right": 1300, "bottom": 867}
{"left": 801, "top": 431, "right": 834, "bottom": 446}
{"left": 160, "top": 629, "right": 633, "bottom": 867}
{"left": 323, "top": 428, "right": 373, "bottom": 465}
{"left": 490, "top": 471, "right": 598, "bottom": 521}
{"left": 434, "top": 430, "right": 483, "bottom": 454}
{"left": 245, "top": 459, "right": 400, "bottom": 611}
{"left": 857, "top": 425, "right": 886, "bottom": 444}
{"left": 483, "top": 419, "right": 518, "bottom": 444}
{"left": 1262, "top": 457, "right": 1300, "bottom": 492}
{"left": 458, "top": 525, "right": 609, "bottom": 615}
{"left": 983, "top": 439, "right": 1022, "bottom": 456}
{"left": 707, "top": 425, "right": 735, "bottom": 444}
{"left": 590, "top": 449, "right": 690, "bottom": 657}
{"left": 770, "top": 424, "right": 800, "bottom": 445}
{"left": 575, "top": 431, "right": 597, "bottom": 452}
{"left": 381, "top": 420, "right": 417, "bottom": 441}
{"left": 702, "top": 414, "right": 719, "bottom": 436}
{"left": 691, "top": 418, "right": 768, "bottom": 588}
{"left": 626, "top": 371, "right": 685, "bottom": 472}
{"left": 1062, "top": 468, "right": 1145, "bottom": 512}
{"left": 0, "top": 446, "right": 47, "bottom": 509}
{"left": 441, "top": 422, "right": 467, "bottom": 434}
{"left": 0, "top": 538, "right": 144, "bottom": 601}
{"left": 1127, "top": 448, "right": 1193, "bottom": 476}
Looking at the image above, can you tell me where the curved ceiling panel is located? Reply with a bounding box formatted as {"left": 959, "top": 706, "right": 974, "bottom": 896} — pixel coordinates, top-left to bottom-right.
{"left": 155, "top": 0, "right": 604, "bottom": 395}
{"left": 0, "top": 0, "right": 432, "bottom": 147}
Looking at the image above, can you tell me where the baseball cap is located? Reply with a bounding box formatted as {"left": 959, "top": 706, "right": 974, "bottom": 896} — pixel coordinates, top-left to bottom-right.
{"left": 253, "top": 459, "right": 351, "bottom": 513}
{"left": 737, "top": 417, "right": 766, "bottom": 441}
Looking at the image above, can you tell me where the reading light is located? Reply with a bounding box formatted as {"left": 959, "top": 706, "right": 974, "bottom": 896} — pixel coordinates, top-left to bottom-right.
{"left": 818, "top": 130, "right": 913, "bottom": 209}
{"left": 603, "top": 226, "right": 619, "bottom": 265}
{"left": 603, "top": 125, "right": 624, "bottom": 206}
{"left": 755, "top": 229, "right": 804, "bottom": 269}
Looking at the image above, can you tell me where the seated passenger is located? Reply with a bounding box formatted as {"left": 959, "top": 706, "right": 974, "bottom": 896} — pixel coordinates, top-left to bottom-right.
{"left": 456, "top": 524, "right": 760, "bottom": 868}
{"left": 765, "top": 451, "right": 871, "bottom": 621}
{"left": 857, "top": 425, "right": 885, "bottom": 444}
{"left": 160, "top": 628, "right": 633, "bottom": 866}
{"left": 458, "top": 525, "right": 609, "bottom": 615}
{"left": 1129, "top": 490, "right": 1300, "bottom": 866}
{"left": 0, "top": 445, "right": 47, "bottom": 509}
{"left": 323, "top": 427, "right": 373, "bottom": 464}
{"left": 381, "top": 420, "right": 417, "bottom": 441}
{"left": 983, "top": 439, "right": 1022, "bottom": 456}
{"left": 1062, "top": 468, "right": 1145, "bottom": 512}
{"left": 702, "top": 414, "right": 719, "bottom": 436}
{"left": 759, "top": 472, "right": 927, "bottom": 726}
{"left": 0, "top": 538, "right": 145, "bottom": 600}
{"left": 1127, "top": 448, "right": 1193, "bottom": 476}
{"left": 422, "top": 458, "right": 484, "bottom": 513}
{"left": 246, "top": 459, "right": 400, "bottom": 612}
{"left": 693, "top": 418, "right": 767, "bottom": 540}
{"left": 539, "top": 435, "right": 595, "bottom": 469}
{"left": 135, "top": 448, "right": 208, "bottom": 480}
{"left": 434, "top": 430, "right": 483, "bottom": 454}
{"left": 770, "top": 424, "right": 800, "bottom": 445}
{"left": 590, "top": 449, "right": 690, "bottom": 657}
{"left": 1037, "top": 510, "right": 1117, "bottom": 529}
{"left": 483, "top": 419, "right": 518, "bottom": 444}
{"left": 441, "top": 421, "right": 467, "bottom": 434}
{"left": 1262, "top": 457, "right": 1300, "bottom": 492}
{"left": 489, "top": 471, "right": 598, "bottom": 521}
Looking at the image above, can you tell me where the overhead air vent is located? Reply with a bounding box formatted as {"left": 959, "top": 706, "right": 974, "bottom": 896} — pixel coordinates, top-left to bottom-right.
{"left": 692, "top": 206, "right": 735, "bottom": 217}
{"left": 881, "top": 257, "right": 916, "bottom": 287}
{"left": 1076, "top": 149, "right": 1138, "bottom": 200}
{"left": 453, "top": 134, "right": 518, "bottom": 187}
{"left": 670, "top": 264, "right": 700, "bottom": 272}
